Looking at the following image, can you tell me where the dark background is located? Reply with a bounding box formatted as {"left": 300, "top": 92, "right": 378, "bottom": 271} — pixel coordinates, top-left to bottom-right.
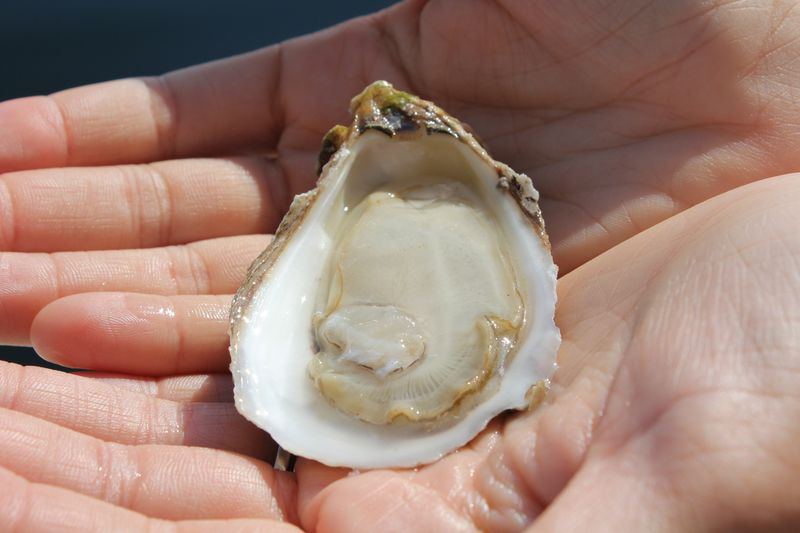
{"left": 1, "top": 0, "right": 398, "bottom": 367}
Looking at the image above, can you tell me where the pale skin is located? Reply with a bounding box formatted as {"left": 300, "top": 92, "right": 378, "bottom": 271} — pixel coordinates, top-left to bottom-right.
{"left": 0, "top": 0, "right": 799, "bottom": 530}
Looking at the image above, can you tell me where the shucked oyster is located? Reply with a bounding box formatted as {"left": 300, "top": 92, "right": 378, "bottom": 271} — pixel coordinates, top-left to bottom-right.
{"left": 229, "top": 81, "right": 560, "bottom": 469}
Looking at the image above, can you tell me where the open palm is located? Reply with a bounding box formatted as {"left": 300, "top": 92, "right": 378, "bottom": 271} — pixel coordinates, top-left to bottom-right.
{"left": 2, "top": 0, "right": 799, "bottom": 530}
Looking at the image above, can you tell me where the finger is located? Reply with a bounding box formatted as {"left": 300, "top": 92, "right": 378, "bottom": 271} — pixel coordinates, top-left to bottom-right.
{"left": 0, "top": 362, "right": 271, "bottom": 458}
{"left": 0, "top": 235, "right": 268, "bottom": 345}
{"left": 75, "top": 373, "right": 235, "bottom": 403}
{"left": 0, "top": 157, "right": 292, "bottom": 252}
{"left": 0, "top": 467, "right": 300, "bottom": 533}
{"left": 0, "top": 0, "right": 418, "bottom": 175}
{"left": 301, "top": 469, "right": 476, "bottom": 533}
{"left": 0, "top": 46, "right": 285, "bottom": 172}
{"left": 295, "top": 459, "right": 350, "bottom": 524}
{"left": 0, "top": 408, "right": 296, "bottom": 522}
{"left": 32, "top": 294, "right": 232, "bottom": 374}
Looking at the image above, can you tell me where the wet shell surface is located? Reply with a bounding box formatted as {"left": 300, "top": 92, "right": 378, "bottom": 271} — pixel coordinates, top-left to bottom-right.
{"left": 229, "top": 81, "right": 560, "bottom": 469}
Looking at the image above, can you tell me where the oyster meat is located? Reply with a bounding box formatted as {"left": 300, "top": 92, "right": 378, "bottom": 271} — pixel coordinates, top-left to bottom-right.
{"left": 230, "top": 81, "right": 560, "bottom": 469}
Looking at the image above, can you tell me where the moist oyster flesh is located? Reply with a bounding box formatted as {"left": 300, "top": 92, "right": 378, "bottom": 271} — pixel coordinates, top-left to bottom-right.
{"left": 229, "top": 82, "right": 560, "bottom": 469}
{"left": 309, "top": 181, "right": 524, "bottom": 425}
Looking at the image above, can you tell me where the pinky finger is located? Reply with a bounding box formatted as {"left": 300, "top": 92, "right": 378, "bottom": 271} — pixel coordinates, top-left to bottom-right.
{"left": 31, "top": 293, "right": 232, "bottom": 375}
{"left": 0, "top": 467, "right": 302, "bottom": 533}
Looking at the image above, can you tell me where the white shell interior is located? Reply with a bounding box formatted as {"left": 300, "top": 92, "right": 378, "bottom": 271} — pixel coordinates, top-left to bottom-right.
{"left": 231, "top": 131, "right": 560, "bottom": 469}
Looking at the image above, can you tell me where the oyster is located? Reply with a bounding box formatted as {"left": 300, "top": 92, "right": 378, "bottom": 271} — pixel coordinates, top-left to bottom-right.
{"left": 230, "top": 81, "right": 560, "bottom": 469}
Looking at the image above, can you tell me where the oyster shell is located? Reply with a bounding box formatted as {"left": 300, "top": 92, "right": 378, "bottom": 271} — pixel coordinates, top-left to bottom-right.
{"left": 230, "top": 81, "right": 560, "bottom": 469}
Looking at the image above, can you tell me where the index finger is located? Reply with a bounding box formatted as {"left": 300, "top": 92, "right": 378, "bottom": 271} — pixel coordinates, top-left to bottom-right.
{"left": 0, "top": 0, "right": 419, "bottom": 174}
{"left": 0, "top": 47, "right": 284, "bottom": 172}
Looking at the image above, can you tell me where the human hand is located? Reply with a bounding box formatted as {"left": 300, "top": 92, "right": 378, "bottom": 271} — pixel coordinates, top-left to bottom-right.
{"left": 0, "top": 366, "right": 302, "bottom": 530}
{"left": 2, "top": 0, "right": 800, "bottom": 530}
